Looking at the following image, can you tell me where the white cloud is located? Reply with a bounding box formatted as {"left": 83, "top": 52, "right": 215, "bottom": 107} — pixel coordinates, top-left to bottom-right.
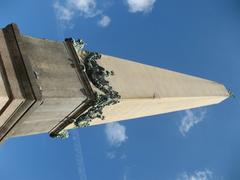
{"left": 54, "top": 0, "right": 99, "bottom": 21}
{"left": 68, "top": 0, "right": 100, "bottom": 18}
{"left": 105, "top": 122, "right": 128, "bottom": 146}
{"left": 126, "top": 0, "right": 156, "bottom": 13}
{"left": 98, "top": 15, "right": 111, "bottom": 27}
{"left": 54, "top": 0, "right": 109, "bottom": 27}
{"left": 177, "top": 170, "right": 213, "bottom": 180}
{"left": 179, "top": 109, "right": 207, "bottom": 136}
{"left": 54, "top": 2, "right": 74, "bottom": 21}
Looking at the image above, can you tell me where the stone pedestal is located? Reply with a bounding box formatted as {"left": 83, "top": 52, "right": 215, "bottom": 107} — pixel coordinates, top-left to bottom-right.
{"left": 0, "top": 24, "right": 88, "bottom": 141}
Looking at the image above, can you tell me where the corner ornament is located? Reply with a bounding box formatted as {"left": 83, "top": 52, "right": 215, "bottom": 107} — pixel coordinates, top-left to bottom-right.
{"left": 55, "top": 39, "right": 121, "bottom": 138}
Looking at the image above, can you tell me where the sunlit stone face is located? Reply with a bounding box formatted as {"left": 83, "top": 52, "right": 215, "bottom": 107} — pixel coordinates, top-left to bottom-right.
{"left": 0, "top": 72, "right": 9, "bottom": 111}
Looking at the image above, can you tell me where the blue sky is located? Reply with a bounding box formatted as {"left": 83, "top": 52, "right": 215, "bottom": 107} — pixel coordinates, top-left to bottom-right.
{"left": 0, "top": 0, "right": 240, "bottom": 179}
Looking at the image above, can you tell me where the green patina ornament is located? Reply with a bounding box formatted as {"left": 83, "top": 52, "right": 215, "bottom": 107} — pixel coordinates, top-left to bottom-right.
{"left": 72, "top": 39, "right": 85, "bottom": 53}
{"left": 228, "top": 89, "right": 235, "bottom": 98}
{"left": 55, "top": 39, "right": 121, "bottom": 138}
{"left": 56, "top": 129, "right": 69, "bottom": 139}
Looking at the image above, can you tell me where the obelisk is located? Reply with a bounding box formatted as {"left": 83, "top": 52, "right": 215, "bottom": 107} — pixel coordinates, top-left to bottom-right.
{"left": 0, "top": 24, "right": 229, "bottom": 141}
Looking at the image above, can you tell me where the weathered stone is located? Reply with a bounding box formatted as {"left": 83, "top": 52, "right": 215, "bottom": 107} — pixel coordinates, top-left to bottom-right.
{"left": 0, "top": 24, "right": 229, "bottom": 142}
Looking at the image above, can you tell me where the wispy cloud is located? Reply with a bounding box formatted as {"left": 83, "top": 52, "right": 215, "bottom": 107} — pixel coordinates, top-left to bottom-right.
{"left": 71, "top": 131, "right": 88, "bottom": 180}
{"left": 123, "top": 172, "right": 128, "bottom": 180}
{"left": 179, "top": 109, "right": 207, "bottom": 136}
{"left": 106, "top": 151, "right": 116, "bottom": 159}
{"left": 120, "top": 154, "right": 127, "bottom": 160}
{"left": 106, "top": 151, "right": 127, "bottom": 160}
{"left": 54, "top": 2, "right": 74, "bottom": 21}
{"left": 98, "top": 15, "right": 111, "bottom": 27}
{"left": 54, "top": 0, "right": 157, "bottom": 27}
{"left": 177, "top": 169, "right": 213, "bottom": 180}
{"left": 125, "top": 0, "right": 156, "bottom": 13}
{"left": 53, "top": 0, "right": 110, "bottom": 27}
{"left": 69, "top": 0, "right": 99, "bottom": 18}
{"left": 105, "top": 122, "right": 128, "bottom": 147}
{"left": 123, "top": 165, "right": 135, "bottom": 180}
